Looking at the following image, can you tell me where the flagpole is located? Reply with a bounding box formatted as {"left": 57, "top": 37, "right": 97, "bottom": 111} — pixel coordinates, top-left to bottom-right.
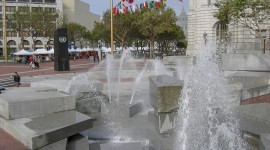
{"left": 110, "top": 0, "right": 114, "bottom": 56}
{"left": 3, "top": 0, "right": 7, "bottom": 63}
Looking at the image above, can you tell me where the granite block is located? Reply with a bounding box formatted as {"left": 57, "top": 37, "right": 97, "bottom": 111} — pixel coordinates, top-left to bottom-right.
{"left": 66, "top": 134, "right": 89, "bottom": 150}
{"left": 149, "top": 75, "right": 183, "bottom": 113}
{"left": 100, "top": 141, "right": 143, "bottom": 150}
{"left": 1, "top": 110, "right": 95, "bottom": 149}
{"left": 0, "top": 91, "right": 75, "bottom": 119}
{"left": 37, "top": 138, "right": 67, "bottom": 150}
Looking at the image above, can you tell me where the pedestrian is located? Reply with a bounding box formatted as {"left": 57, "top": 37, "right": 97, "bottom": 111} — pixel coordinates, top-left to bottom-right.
{"left": 12, "top": 72, "right": 21, "bottom": 87}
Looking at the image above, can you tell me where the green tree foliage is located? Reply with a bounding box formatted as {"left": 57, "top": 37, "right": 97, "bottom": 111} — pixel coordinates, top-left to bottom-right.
{"left": 214, "top": 0, "right": 270, "bottom": 52}
{"left": 137, "top": 8, "right": 179, "bottom": 58}
{"left": 11, "top": 6, "right": 62, "bottom": 49}
{"left": 92, "top": 7, "right": 186, "bottom": 58}
{"left": 62, "top": 22, "right": 88, "bottom": 48}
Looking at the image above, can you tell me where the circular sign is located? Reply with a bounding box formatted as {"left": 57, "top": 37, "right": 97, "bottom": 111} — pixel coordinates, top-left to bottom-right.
{"left": 59, "top": 36, "right": 67, "bottom": 43}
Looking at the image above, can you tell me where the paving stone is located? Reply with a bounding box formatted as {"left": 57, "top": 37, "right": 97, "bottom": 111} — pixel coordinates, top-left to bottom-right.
{"left": 0, "top": 110, "right": 95, "bottom": 149}
{"left": 0, "top": 91, "right": 75, "bottom": 119}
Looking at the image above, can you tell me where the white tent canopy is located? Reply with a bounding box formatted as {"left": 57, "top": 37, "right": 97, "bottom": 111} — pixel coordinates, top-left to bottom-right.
{"left": 33, "top": 48, "right": 48, "bottom": 55}
{"left": 14, "top": 49, "right": 33, "bottom": 55}
{"left": 47, "top": 48, "right": 54, "bottom": 54}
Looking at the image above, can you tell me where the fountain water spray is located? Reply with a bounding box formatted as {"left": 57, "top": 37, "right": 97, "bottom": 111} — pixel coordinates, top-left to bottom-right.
{"left": 174, "top": 43, "right": 248, "bottom": 150}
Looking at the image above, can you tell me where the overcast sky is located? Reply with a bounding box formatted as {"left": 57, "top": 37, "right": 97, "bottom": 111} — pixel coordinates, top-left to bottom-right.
{"left": 81, "top": 0, "right": 189, "bottom": 17}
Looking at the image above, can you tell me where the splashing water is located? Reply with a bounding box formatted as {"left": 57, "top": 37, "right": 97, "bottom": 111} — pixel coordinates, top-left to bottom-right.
{"left": 117, "top": 49, "right": 133, "bottom": 102}
{"left": 174, "top": 43, "right": 248, "bottom": 150}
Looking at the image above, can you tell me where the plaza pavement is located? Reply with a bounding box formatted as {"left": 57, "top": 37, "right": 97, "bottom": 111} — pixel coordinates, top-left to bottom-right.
{"left": 0, "top": 59, "right": 98, "bottom": 85}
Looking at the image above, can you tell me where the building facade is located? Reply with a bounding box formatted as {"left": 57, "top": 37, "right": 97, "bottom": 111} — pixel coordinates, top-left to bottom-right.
{"left": 0, "top": 0, "right": 100, "bottom": 56}
{"left": 63, "top": 0, "right": 100, "bottom": 31}
{"left": 0, "top": 0, "right": 63, "bottom": 55}
{"left": 187, "top": 0, "right": 270, "bottom": 56}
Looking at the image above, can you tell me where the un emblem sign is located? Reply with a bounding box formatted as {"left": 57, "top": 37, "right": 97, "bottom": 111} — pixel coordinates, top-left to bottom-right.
{"left": 59, "top": 36, "right": 67, "bottom": 43}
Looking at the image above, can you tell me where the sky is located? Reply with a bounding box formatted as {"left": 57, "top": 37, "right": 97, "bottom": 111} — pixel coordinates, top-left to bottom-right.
{"left": 81, "top": 0, "right": 189, "bottom": 18}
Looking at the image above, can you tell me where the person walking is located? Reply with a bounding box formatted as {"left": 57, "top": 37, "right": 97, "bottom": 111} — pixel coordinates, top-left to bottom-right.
{"left": 12, "top": 72, "right": 21, "bottom": 87}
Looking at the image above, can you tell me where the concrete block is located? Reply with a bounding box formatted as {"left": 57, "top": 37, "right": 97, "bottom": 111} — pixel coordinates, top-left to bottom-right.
{"left": 129, "top": 102, "right": 143, "bottom": 117}
{"left": 149, "top": 136, "right": 173, "bottom": 150}
{"left": 0, "top": 91, "right": 75, "bottom": 119}
{"left": 37, "top": 138, "right": 67, "bottom": 150}
{"left": 241, "top": 84, "right": 270, "bottom": 100}
{"left": 1, "top": 110, "right": 95, "bottom": 149}
{"left": 7, "top": 87, "right": 58, "bottom": 94}
{"left": 148, "top": 111, "right": 177, "bottom": 134}
{"left": 100, "top": 141, "right": 143, "bottom": 150}
{"left": 234, "top": 103, "right": 270, "bottom": 135}
{"left": 223, "top": 54, "right": 270, "bottom": 71}
{"left": 149, "top": 75, "right": 183, "bottom": 113}
{"left": 31, "top": 79, "right": 103, "bottom": 93}
{"left": 66, "top": 134, "right": 89, "bottom": 150}
{"left": 261, "top": 134, "right": 270, "bottom": 150}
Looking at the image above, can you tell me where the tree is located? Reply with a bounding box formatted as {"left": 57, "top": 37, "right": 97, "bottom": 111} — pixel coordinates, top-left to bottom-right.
{"left": 137, "top": 8, "right": 178, "bottom": 58}
{"left": 11, "top": 6, "right": 31, "bottom": 49}
{"left": 11, "top": 6, "right": 62, "bottom": 49}
{"left": 214, "top": 0, "right": 270, "bottom": 53}
{"left": 157, "top": 24, "right": 185, "bottom": 55}
{"left": 113, "top": 11, "right": 137, "bottom": 51}
{"left": 62, "top": 22, "right": 88, "bottom": 48}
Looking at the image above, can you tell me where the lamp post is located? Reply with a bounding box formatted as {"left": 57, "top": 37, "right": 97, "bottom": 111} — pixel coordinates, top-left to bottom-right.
{"left": 110, "top": 0, "right": 114, "bottom": 56}
{"left": 3, "top": 0, "right": 7, "bottom": 63}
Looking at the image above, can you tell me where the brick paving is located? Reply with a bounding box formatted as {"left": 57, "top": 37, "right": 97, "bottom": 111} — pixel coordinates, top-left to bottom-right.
{"left": 241, "top": 93, "right": 270, "bottom": 105}
{"left": 0, "top": 129, "right": 29, "bottom": 150}
{"left": 0, "top": 59, "right": 97, "bottom": 80}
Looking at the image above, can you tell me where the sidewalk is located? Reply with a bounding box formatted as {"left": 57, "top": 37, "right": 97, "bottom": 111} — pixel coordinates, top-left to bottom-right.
{"left": 0, "top": 59, "right": 97, "bottom": 80}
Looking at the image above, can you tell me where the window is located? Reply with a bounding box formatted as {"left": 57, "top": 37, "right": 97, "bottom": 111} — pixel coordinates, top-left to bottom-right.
{"left": 23, "top": 40, "right": 30, "bottom": 45}
{"left": 32, "top": 0, "right": 43, "bottom": 3}
{"left": 35, "top": 40, "right": 43, "bottom": 45}
{"left": 18, "top": 0, "right": 30, "bottom": 3}
{"left": 7, "top": 31, "right": 17, "bottom": 37}
{"left": 6, "top": 6, "right": 16, "bottom": 12}
{"left": 45, "top": 0, "right": 56, "bottom": 3}
{"left": 216, "top": 22, "right": 228, "bottom": 44}
{"left": 45, "top": 8, "right": 56, "bottom": 13}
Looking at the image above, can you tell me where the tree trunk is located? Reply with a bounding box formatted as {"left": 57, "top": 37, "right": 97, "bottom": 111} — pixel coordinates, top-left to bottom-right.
{"left": 150, "top": 37, "right": 155, "bottom": 59}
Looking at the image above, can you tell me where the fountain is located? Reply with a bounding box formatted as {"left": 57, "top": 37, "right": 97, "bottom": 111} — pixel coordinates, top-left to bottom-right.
{"left": 173, "top": 43, "right": 248, "bottom": 150}
{"left": 62, "top": 42, "right": 253, "bottom": 150}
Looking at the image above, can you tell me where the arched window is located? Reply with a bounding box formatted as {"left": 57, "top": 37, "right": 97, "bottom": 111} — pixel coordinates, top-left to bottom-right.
{"left": 215, "top": 22, "right": 228, "bottom": 44}
{"left": 7, "top": 40, "right": 16, "bottom": 45}
{"left": 35, "top": 40, "right": 43, "bottom": 45}
{"left": 23, "top": 40, "right": 30, "bottom": 45}
{"left": 47, "top": 40, "right": 54, "bottom": 45}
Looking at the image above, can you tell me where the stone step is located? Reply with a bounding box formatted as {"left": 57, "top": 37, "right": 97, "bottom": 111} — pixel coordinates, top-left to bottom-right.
{"left": 0, "top": 91, "right": 75, "bottom": 119}
{"left": 0, "top": 110, "right": 95, "bottom": 149}
{"left": 0, "top": 78, "right": 16, "bottom": 87}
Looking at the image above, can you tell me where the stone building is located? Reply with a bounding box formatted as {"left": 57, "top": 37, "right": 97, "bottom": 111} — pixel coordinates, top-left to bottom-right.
{"left": 187, "top": 0, "right": 270, "bottom": 56}
{"left": 0, "top": 0, "right": 100, "bottom": 56}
